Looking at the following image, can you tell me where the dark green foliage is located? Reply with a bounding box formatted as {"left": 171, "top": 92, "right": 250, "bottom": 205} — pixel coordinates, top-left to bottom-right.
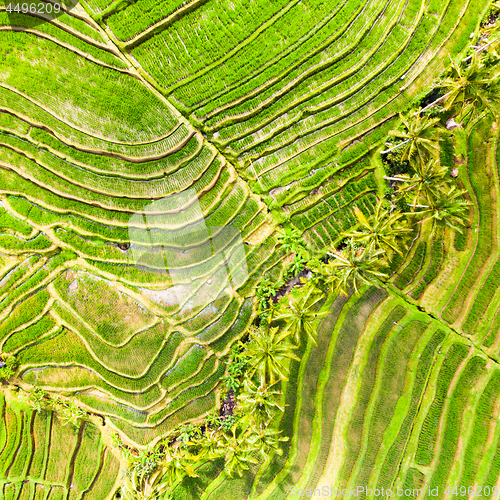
{"left": 440, "top": 135, "right": 455, "bottom": 169}
{"left": 221, "top": 343, "right": 248, "bottom": 392}
{"left": 454, "top": 228, "right": 467, "bottom": 251}
{"left": 0, "top": 354, "right": 18, "bottom": 381}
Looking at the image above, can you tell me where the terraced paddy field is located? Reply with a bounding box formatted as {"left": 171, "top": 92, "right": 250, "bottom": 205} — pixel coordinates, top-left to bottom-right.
{"left": 90, "top": 0, "right": 488, "bottom": 250}
{"left": 0, "top": 0, "right": 499, "bottom": 497}
{"left": 0, "top": 392, "right": 120, "bottom": 499}
{"left": 174, "top": 288, "right": 500, "bottom": 499}
{"left": 392, "top": 114, "right": 500, "bottom": 356}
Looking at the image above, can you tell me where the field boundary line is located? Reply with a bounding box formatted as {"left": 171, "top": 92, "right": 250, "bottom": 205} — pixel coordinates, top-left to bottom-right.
{"left": 0, "top": 26, "right": 133, "bottom": 76}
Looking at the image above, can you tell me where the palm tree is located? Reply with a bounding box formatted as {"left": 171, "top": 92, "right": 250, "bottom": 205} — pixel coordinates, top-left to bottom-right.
{"left": 413, "top": 185, "right": 471, "bottom": 232}
{"left": 121, "top": 467, "right": 172, "bottom": 500}
{"left": 159, "top": 447, "right": 198, "bottom": 485}
{"left": 385, "top": 160, "right": 449, "bottom": 209}
{"left": 341, "top": 200, "right": 413, "bottom": 257}
{"left": 221, "top": 429, "right": 259, "bottom": 478}
{"left": 238, "top": 376, "right": 284, "bottom": 429}
{"left": 383, "top": 113, "right": 441, "bottom": 163}
{"left": 325, "top": 241, "right": 389, "bottom": 294}
{"left": 51, "top": 396, "right": 87, "bottom": 426}
{"left": 272, "top": 284, "right": 328, "bottom": 346}
{"left": 278, "top": 227, "right": 304, "bottom": 255}
{"left": 244, "top": 425, "right": 289, "bottom": 461}
{"left": 191, "top": 429, "right": 225, "bottom": 460}
{"left": 439, "top": 53, "right": 500, "bottom": 119}
{"left": 22, "top": 387, "right": 49, "bottom": 412}
{"left": 244, "top": 326, "right": 300, "bottom": 385}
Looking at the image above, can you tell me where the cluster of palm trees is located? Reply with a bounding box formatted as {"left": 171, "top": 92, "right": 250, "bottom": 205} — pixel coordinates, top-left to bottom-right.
{"left": 118, "top": 23, "right": 500, "bottom": 500}
{"left": 310, "top": 199, "right": 413, "bottom": 295}
{"left": 321, "top": 24, "right": 500, "bottom": 294}
{"left": 383, "top": 45, "right": 500, "bottom": 236}
{"left": 191, "top": 285, "right": 328, "bottom": 474}
{"left": 440, "top": 51, "right": 500, "bottom": 120}
{"left": 382, "top": 112, "right": 470, "bottom": 234}
{"left": 377, "top": 40, "right": 500, "bottom": 238}
{"left": 116, "top": 279, "right": 330, "bottom": 499}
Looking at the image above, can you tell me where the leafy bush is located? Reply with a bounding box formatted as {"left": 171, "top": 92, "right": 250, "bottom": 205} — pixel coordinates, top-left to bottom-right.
{"left": 0, "top": 354, "right": 17, "bottom": 381}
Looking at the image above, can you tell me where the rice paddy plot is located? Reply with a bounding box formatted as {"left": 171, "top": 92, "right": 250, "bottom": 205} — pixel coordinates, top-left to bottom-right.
{"left": 0, "top": 5, "right": 282, "bottom": 445}
{"left": 101, "top": 0, "right": 488, "bottom": 218}
{"left": 0, "top": 392, "right": 120, "bottom": 500}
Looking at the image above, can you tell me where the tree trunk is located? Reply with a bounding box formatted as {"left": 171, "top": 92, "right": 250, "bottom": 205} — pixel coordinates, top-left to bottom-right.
{"left": 463, "top": 37, "right": 500, "bottom": 62}
{"left": 383, "top": 176, "right": 410, "bottom": 182}
{"left": 380, "top": 139, "right": 410, "bottom": 154}
{"left": 416, "top": 91, "right": 454, "bottom": 115}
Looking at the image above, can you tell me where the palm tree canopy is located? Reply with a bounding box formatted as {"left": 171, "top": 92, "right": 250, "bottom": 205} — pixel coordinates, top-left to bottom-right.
{"left": 222, "top": 432, "right": 259, "bottom": 478}
{"left": 244, "top": 326, "right": 300, "bottom": 385}
{"left": 393, "top": 160, "right": 450, "bottom": 208}
{"left": 440, "top": 53, "right": 500, "bottom": 118}
{"left": 388, "top": 113, "right": 441, "bottom": 163}
{"left": 244, "top": 425, "right": 289, "bottom": 460}
{"left": 341, "top": 200, "right": 413, "bottom": 256}
{"left": 121, "top": 467, "right": 173, "bottom": 500}
{"left": 272, "top": 284, "right": 328, "bottom": 346}
{"left": 416, "top": 185, "right": 471, "bottom": 232}
{"left": 238, "top": 376, "right": 284, "bottom": 429}
{"left": 164, "top": 449, "right": 198, "bottom": 481}
{"left": 325, "top": 241, "right": 389, "bottom": 294}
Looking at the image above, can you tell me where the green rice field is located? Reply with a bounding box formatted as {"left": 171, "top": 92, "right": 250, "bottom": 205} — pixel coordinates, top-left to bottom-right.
{"left": 1, "top": 0, "right": 499, "bottom": 497}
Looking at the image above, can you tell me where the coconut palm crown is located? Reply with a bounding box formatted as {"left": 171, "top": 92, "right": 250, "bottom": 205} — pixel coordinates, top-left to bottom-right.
{"left": 244, "top": 326, "right": 300, "bottom": 385}
{"left": 440, "top": 53, "right": 500, "bottom": 119}
{"left": 272, "top": 284, "right": 328, "bottom": 347}
{"left": 325, "top": 241, "right": 389, "bottom": 295}
{"left": 416, "top": 185, "right": 471, "bottom": 232}
{"left": 341, "top": 200, "right": 413, "bottom": 257}
{"left": 386, "top": 159, "right": 449, "bottom": 208}
{"left": 238, "top": 376, "right": 284, "bottom": 429}
{"left": 387, "top": 112, "right": 441, "bottom": 163}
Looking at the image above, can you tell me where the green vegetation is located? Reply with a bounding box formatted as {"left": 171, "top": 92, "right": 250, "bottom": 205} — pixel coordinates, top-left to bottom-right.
{"left": 0, "top": 391, "right": 120, "bottom": 498}
{"left": 0, "top": 0, "right": 499, "bottom": 498}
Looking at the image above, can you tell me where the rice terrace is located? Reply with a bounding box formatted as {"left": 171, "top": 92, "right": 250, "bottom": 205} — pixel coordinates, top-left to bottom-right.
{"left": 1, "top": 0, "right": 500, "bottom": 498}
